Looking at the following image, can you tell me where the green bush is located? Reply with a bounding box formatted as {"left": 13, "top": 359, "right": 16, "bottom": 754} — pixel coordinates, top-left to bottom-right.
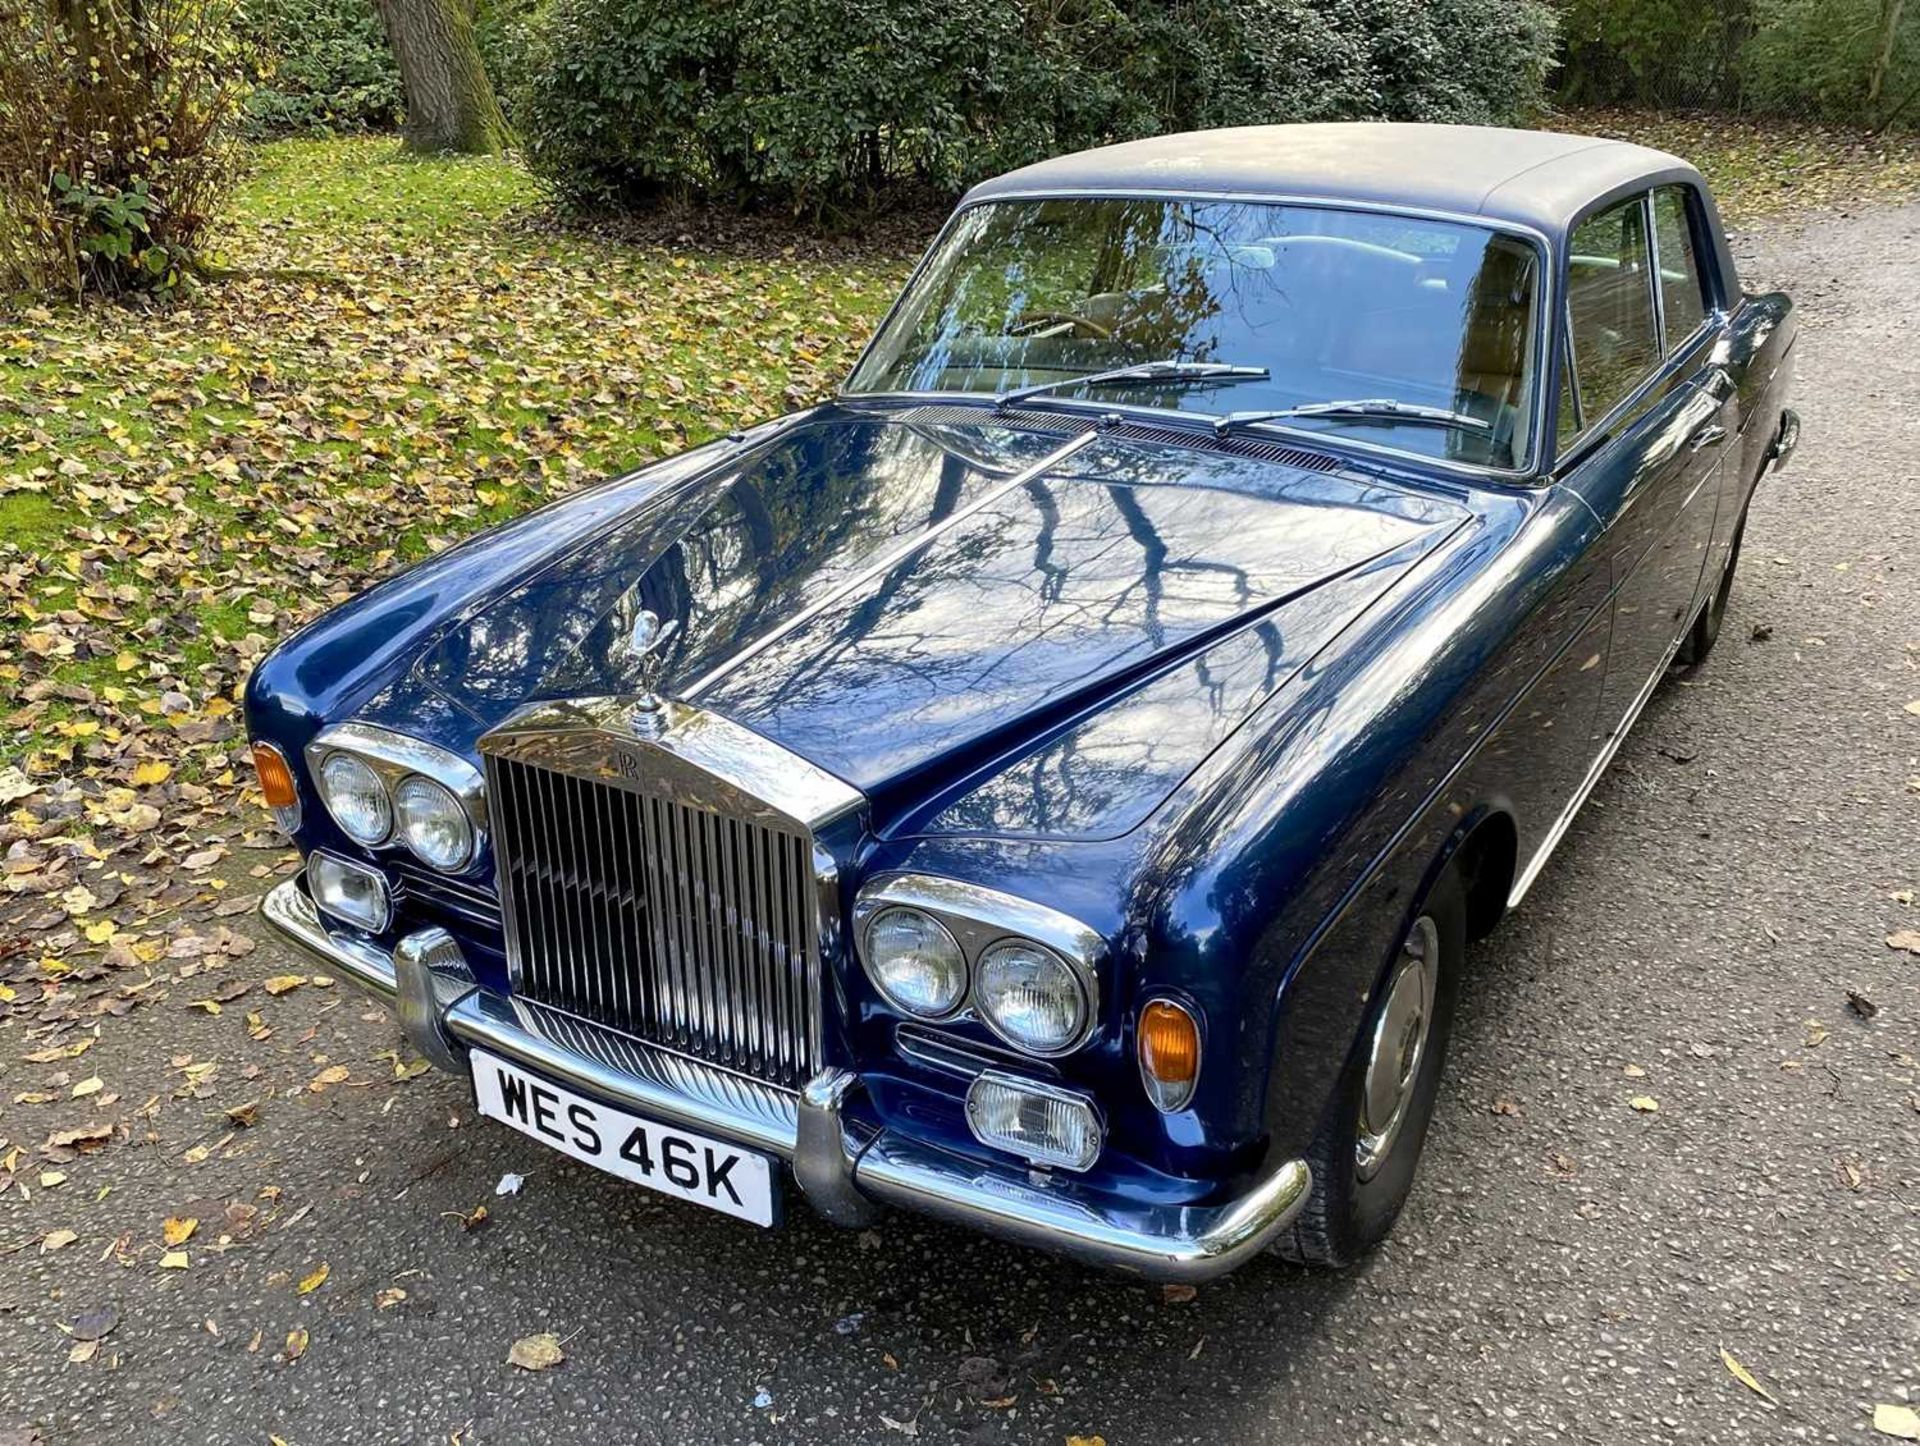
{"left": 519, "top": 0, "right": 1559, "bottom": 217}
{"left": 1554, "top": 0, "right": 1919, "bottom": 125}
{"left": 243, "top": 0, "right": 403, "bottom": 136}
{"left": 477, "top": 0, "right": 549, "bottom": 127}
{"left": 0, "top": 0, "right": 250, "bottom": 298}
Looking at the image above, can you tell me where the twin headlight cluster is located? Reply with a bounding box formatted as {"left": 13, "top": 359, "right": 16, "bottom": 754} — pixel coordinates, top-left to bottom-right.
{"left": 255, "top": 724, "right": 487, "bottom": 936}
{"left": 862, "top": 905, "right": 1094, "bottom": 1057}
{"left": 317, "top": 752, "right": 477, "bottom": 871}
{"left": 856, "top": 877, "right": 1118, "bottom": 1173}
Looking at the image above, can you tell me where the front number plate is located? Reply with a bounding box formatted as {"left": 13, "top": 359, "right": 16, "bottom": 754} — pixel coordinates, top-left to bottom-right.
{"left": 470, "top": 1050, "right": 776, "bottom": 1227}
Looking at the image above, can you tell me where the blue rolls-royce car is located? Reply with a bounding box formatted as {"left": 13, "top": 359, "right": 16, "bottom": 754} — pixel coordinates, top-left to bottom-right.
{"left": 249, "top": 124, "right": 1799, "bottom": 1278}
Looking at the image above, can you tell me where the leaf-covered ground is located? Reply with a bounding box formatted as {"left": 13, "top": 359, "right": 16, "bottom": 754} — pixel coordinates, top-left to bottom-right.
{"left": 0, "top": 138, "right": 903, "bottom": 808}
{"left": 1568, "top": 108, "right": 1920, "bottom": 223}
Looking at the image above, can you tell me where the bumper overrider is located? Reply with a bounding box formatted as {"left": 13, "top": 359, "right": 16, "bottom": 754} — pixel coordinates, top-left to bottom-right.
{"left": 262, "top": 874, "right": 1311, "bottom": 1281}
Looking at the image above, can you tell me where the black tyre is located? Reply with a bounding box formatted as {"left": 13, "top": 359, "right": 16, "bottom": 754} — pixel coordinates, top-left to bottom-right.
{"left": 1677, "top": 511, "right": 1747, "bottom": 667}
{"left": 1274, "top": 868, "right": 1466, "bottom": 1268}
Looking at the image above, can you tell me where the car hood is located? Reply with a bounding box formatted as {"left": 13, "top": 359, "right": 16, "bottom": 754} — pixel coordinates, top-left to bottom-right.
{"left": 414, "top": 406, "right": 1467, "bottom": 838}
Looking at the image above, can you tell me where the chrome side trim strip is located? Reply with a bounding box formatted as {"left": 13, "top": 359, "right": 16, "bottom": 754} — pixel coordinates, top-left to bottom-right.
{"left": 1507, "top": 590, "right": 1708, "bottom": 908}
{"left": 680, "top": 429, "right": 1098, "bottom": 699}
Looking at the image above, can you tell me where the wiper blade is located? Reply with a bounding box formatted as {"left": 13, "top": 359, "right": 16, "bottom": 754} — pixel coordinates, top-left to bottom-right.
{"left": 995, "top": 360, "right": 1268, "bottom": 410}
{"left": 1214, "top": 398, "right": 1490, "bottom": 436}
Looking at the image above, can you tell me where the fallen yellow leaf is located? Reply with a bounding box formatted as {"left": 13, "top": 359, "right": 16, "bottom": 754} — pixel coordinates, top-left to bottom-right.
{"left": 308, "top": 1065, "right": 350, "bottom": 1091}
{"left": 1876, "top": 1404, "right": 1920, "bottom": 1440}
{"left": 159, "top": 1250, "right": 190, "bottom": 1270}
{"left": 1629, "top": 1096, "right": 1660, "bottom": 1113}
{"left": 263, "top": 975, "right": 307, "bottom": 995}
{"left": 285, "top": 1326, "right": 308, "bottom": 1362}
{"left": 1719, "top": 1346, "right": 1776, "bottom": 1404}
{"left": 162, "top": 1216, "right": 198, "bottom": 1247}
{"left": 131, "top": 760, "right": 172, "bottom": 786}
{"left": 507, "top": 1332, "right": 566, "bottom": 1371}
{"left": 297, "top": 1262, "right": 329, "bottom": 1295}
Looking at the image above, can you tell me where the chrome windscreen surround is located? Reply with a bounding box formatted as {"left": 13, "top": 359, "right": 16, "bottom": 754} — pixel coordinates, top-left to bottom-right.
{"left": 306, "top": 722, "right": 489, "bottom": 868}
{"left": 478, "top": 696, "right": 867, "bottom": 1089}
{"left": 854, "top": 873, "right": 1107, "bottom": 1056}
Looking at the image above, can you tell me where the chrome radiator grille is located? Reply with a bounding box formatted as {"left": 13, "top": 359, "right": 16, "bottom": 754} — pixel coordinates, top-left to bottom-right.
{"left": 489, "top": 753, "right": 822, "bottom": 1088}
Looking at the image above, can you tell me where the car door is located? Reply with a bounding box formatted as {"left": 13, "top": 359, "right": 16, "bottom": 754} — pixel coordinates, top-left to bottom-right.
{"left": 1649, "top": 182, "right": 1740, "bottom": 620}
{"left": 1555, "top": 190, "right": 1727, "bottom": 746}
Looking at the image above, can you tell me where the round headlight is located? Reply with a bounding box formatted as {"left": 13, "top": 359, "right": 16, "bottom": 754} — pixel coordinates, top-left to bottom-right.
{"left": 975, "top": 940, "right": 1088, "bottom": 1054}
{"left": 864, "top": 906, "right": 967, "bottom": 1018}
{"left": 395, "top": 774, "right": 474, "bottom": 871}
{"left": 318, "top": 752, "right": 391, "bottom": 845}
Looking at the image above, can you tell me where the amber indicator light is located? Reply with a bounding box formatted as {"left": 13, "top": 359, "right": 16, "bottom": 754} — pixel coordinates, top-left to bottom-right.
{"left": 1139, "top": 999, "right": 1200, "bottom": 1086}
{"left": 251, "top": 741, "right": 298, "bottom": 809}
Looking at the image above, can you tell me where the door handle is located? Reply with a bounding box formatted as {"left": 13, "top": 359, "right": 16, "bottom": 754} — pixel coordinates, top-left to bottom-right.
{"left": 1687, "top": 422, "right": 1728, "bottom": 453}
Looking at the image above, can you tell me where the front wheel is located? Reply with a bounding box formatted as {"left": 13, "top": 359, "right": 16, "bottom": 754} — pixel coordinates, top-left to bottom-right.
{"left": 1274, "top": 869, "right": 1465, "bottom": 1268}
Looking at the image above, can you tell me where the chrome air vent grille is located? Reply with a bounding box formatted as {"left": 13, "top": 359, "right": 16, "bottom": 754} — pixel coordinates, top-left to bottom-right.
{"left": 488, "top": 752, "right": 824, "bottom": 1088}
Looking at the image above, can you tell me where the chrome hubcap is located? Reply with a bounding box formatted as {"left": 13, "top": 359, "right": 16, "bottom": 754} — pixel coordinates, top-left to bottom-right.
{"left": 1355, "top": 914, "right": 1438, "bottom": 1182}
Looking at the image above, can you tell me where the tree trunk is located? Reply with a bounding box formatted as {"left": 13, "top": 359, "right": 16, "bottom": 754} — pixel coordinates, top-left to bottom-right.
{"left": 372, "top": 0, "right": 510, "bottom": 154}
{"left": 1869, "top": 0, "right": 1906, "bottom": 106}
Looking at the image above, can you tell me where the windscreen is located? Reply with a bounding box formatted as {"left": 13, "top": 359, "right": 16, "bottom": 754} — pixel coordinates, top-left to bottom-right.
{"left": 847, "top": 197, "right": 1542, "bottom": 470}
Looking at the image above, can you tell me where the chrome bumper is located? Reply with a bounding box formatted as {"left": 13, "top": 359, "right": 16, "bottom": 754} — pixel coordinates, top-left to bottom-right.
{"left": 262, "top": 876, "right": 1311, "bottom": 1281}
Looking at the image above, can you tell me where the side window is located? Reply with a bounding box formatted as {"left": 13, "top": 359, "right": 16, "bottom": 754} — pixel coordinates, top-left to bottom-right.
{"left": 1555, "top": 334, "right": 1580, "bottom": 449}
{"left": 1651, "top": 185, "right": 1709, "bottom": 346}
{"left": 1565, "top": 196, "right": 1660, "bottom": 424}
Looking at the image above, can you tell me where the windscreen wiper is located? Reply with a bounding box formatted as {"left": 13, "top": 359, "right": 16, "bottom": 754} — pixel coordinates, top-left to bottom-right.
{"left": 1213, "top": 398, "right": 1490, "bottom": 437}
{"left": 995, "top": 360, "right": 1268, "bottom": 411}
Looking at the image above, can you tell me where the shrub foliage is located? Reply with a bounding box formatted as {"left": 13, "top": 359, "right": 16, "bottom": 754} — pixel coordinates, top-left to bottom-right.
{"left": 0, "top": 0, "right": 250, "bottom": 297}
{"left": 518, "top": 0, "right": 1559, "bottom": 215}
{"left": 1556, "top": 0, "right": 1919, "bottom": 127}
{"left": 243, "top": 0, "right": 405, "bottom": 136}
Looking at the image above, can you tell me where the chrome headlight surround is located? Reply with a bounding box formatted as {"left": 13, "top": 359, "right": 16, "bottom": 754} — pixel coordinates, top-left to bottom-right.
{"left": 853, "top": 874, "right": 1104, "bottom": 1057}
{"left": 305, "top": 723, "right": 488, "bottom": 875}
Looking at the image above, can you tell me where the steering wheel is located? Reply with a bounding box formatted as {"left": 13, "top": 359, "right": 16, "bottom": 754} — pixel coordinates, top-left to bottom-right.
{"left": 1008, "top": 310, "right": 1113, "bottom": 340}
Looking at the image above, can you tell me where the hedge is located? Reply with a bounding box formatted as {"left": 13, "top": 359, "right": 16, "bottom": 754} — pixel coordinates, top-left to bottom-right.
{"left": 516, "top": 0, "right": 1559, "bottom": 215}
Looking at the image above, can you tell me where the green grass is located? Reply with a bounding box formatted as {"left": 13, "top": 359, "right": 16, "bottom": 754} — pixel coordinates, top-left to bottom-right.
{"left": 0, "top": 138, "right": 910, "bottom": 795}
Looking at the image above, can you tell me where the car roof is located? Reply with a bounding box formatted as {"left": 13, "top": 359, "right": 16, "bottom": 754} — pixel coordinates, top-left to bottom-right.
{"left": 961, "top": 123, "right": 1705, "bottom": 237}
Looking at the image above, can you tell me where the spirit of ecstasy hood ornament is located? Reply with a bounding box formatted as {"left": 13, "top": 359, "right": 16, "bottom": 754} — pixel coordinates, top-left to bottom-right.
{"left": 620, "top": 607, "right": 680, "bottom": 736}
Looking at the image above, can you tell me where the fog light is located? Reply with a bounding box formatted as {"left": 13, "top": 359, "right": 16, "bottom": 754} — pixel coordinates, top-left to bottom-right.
{"left": 309, "top": 852, "right": 391, "bottom": 933}
{"left": 1138, "top": 998, "right": 1202, "bottom": 1112}
{"left": 965, "top": 1070, "right": 1101, "bottom": 1173}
